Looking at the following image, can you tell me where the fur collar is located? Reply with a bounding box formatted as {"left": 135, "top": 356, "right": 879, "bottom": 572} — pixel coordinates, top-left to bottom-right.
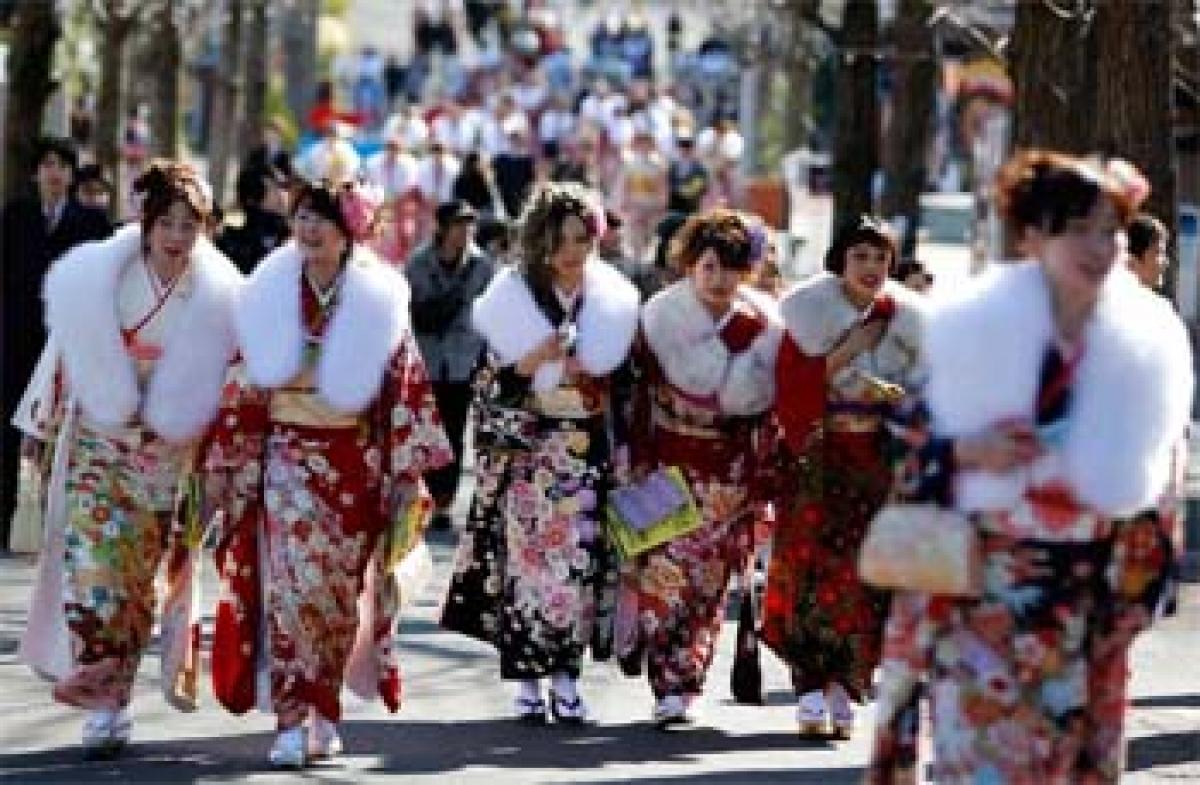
{"left": 642, "top": 280, "right": 783, "bottom": 415}
{"left": 472, "top": 261, "right": 640, "bottom": 391}
{"left": 780, "top": 271, "right": 924, "bottom": 385}
{"left": 925, "top": 261, "right": 1193, "bottom": 516}
{"left": 43, "top": 223, "right": 241, "bottom": 442}
{"left": 235, "top": 241, "right": 411, "bottom": 413}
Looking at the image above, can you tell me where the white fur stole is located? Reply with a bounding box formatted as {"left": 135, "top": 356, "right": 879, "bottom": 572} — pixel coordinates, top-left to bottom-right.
{"left": 780, "top": 271, "right": 924, "bottom": 387}
{"left": 236, "top": 241, "right": 412, "bottom": 414}
{"left": 43, "top": 223, "right": 241, "bottom": 443}
{"left": 925, "top": 261, "right": 1193, "bottom": 517}
{"left": 641, "top": 279, "right": 784, "bottom": 416}
{"left": 471, "top": 261, "right": 640, "bottom": 392}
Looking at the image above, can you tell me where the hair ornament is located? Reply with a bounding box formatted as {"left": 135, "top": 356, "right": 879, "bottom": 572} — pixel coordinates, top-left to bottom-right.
{"left": 337, "top": 178, "right": 385, "bottom": 243}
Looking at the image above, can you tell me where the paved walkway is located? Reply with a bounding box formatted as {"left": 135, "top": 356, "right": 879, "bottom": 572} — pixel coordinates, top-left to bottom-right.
{"left": 0, "top": 537, "right": 1196, "bottom": 783}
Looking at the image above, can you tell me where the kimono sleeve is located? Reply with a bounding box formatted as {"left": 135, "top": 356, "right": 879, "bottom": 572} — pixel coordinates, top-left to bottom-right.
{"left": 11, "top": 336, "right": 65, "bottom": 442}
{"left": 377, "top": 333, "right": 453, "bottom": 494}
{"left": 198, "top": 360, "right": 270, "bottom": 547}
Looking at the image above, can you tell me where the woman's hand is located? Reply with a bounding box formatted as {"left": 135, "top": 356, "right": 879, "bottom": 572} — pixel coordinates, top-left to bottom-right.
{"left": 954, "top": 420, "right": 1041, "bottom": 472}
{"left": 827, "top": 320, "right": 886, "bottom": 377}
{"left": 841, "top": 320, "right": 886, "bottom": 357}
{"left": 19, "top": 436, "right": 43, "bottom": 466}
{"left": 516, "top": 334, "right": 565, "bottom": 377}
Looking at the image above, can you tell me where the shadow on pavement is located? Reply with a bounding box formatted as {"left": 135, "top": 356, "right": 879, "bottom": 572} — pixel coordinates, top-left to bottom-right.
{"left": 0, "top": 719, "right": 838, "bottom": 783}
{"left": 1127, "top": 729, "right": 1200, "bottom": 772}
{"left": 1130, "top": 693, "right": 1200, "bottom": 709}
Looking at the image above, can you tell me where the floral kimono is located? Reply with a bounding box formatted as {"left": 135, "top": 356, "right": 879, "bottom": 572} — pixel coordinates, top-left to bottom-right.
{"left": 762, "top": 272, "right": 924, "bottom": 702}
{"left": 14, "top": 225, "right": 240, "bottom": 711}
{"left": 620, "top": 280, "right": 783, "bottom": 699}
{"left": 202, "top": 242, "right": 451, "bottom": 728}
{"left": 440, "top": 262, "right": 640, "bottom": 680}
{"left": 865, "top": 263, "right": 1192, "bottom": 784}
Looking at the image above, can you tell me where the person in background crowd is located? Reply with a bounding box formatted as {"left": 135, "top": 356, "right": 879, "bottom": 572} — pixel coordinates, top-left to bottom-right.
{"left": 667, "top": 131, "right": 710, "bottom": 215}
{"left": 2, "top": 136, "right": 112, "bottom": 539}
{"left": 866, "top": 151, "right": 1191, "bottom": 784}
{"left": 442, "top": 182, "right": 639, "bottom": 726}
{"left": 748, "top": 224, "right": 785, "bottom": 298}
{"left": 366, "top": 128, "right": 421, "bottom": 201}
{"left": 405, "top": 199, "right": 496, "bottom": 530}
{"left": 602, "top": 207, "right": 664, "bottom": 303}
{"left": 452, "top": 151, "right": 500, "bottom": 216}
{"left": 476, "top": 216, "right": 514, "bottom": 262}
{"left": 892, "top": 258, "right": 934, "bottom": 294}
{"left": 244, "top": 118, "right": 295, "bottom": 186}
{"left": 298, "top": 121, "right": 361, "bottom": 184}
{"left": 1126, "top": 212, "right": 1169, "bottom": 290}
{"left": 216, "top": 163, "right": 291, "bottom": 275}
{"left": 763, "top": 215, "right": 924, "bottom": 740}
{"left": 493, "top": 125, "right": 538, "bottom": 220}
{"left": 202, "top": 179, "right": 451, "bottom": 768}
{"left": 74, "top": 164, "right": 115, "bottom": 216}
{"left": 621, "top": 209, "right": 782, "bottom": 727}
{"left": 417, "top": 139, "right": 462, "bottom": 208}
{"left": 698, "top": 117, "right": 744, "bottom": 208}
{"left": 14, "top": 161, "right": 238, "bottom": 757}
{"left": 616, "top": 124, "right": 669, "bottom": 262}
{"left": 367, "top": 126, "right": 425, "bottom": 265}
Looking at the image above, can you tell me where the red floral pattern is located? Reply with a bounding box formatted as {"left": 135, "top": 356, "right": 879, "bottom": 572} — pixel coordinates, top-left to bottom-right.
{"left": 204, "top": 330, "right": 449, "bottom": 727}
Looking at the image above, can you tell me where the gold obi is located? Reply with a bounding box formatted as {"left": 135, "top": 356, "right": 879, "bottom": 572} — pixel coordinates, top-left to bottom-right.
{"left": 825, "top": 412, "right": 883, "bottom": 434}
{"left": 270, "top": 369, "right": 361, "bottom": 429}
{"left": 651, "top": 404, "right": 725, "bottom": 440}
{"left": 527, "top": 385, "right": 607, "bottom": 419}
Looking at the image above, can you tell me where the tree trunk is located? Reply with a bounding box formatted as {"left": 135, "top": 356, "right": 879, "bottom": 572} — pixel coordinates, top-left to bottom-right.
{"left": 881, "top": 0, "right": 935, "bottom": 257}
{"left": 149, "top": 0, "right": 182, "bottom": 159}
{"left": 208, "top": 0, "right": 245, "bottom": 207}
{"left": 283, "top": 0, "right": 319, "bottom": 134}
{"left": 240, "top": 0, "right": 269, "bottom": 153}
{"left": 831, "top": 0, "right": 879, "bottom": 232}
{"left": 1093, "top": 1, "right": 1177, "bottom": 295}
{"left": 1010, "top": 1, "right": 1096, "bottom": 152}
{"left": 95, "top": 14, "right": 133, "bottom": 209}
{"left": 2, "top": 1, "right": 60, "bottom": 201}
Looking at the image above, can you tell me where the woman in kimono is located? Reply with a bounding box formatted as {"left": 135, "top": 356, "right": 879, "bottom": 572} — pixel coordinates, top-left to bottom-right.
{"left": 14, "top": 161, "right": 239, "bottom": 756}
{"left": 622, "top": 209, "right": 784, "bottom": 726}
{"left": 202, "top": 179, "right": 452, "bottom": 768}
{"left": 866, "top": 152, "right": 1191, "bottom": 784}
{"left": 761, "top": 216, "right": 924, "bottom": 738}
{"left": 441, "top": 182, "right": 640, "bottom": 725}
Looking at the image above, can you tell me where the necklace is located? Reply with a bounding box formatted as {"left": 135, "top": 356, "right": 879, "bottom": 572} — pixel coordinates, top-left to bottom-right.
{"left": 301, "top": 263, "right": 346, "bottom": 364}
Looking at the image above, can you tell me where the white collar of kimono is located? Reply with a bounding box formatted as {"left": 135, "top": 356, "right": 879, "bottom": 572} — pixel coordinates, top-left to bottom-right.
{"left": 235, "top": 240, "right": 412, "bottom": 414}
{"left": 923, "top": 261, "right": 1193, "bottom": 517}
{"left": 641, "top": 278, "right": 783, "bottom": 416}
{"left": 471, "top": 261, "right": 640, "bottom": 392}
{"left": 42, "top": 222, "right": 241, "bottom": 442}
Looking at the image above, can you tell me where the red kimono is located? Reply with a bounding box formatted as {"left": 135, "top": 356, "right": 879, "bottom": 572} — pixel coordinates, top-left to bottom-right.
{"left": 203, "top": 244, "right": 451, "bottom": 728}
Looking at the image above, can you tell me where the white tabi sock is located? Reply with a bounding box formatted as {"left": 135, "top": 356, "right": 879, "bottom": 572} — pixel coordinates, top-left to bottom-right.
{"left": 518, "top": 679, "right": 543, "bottom": 703}
{"left": 549, "top": 671, "right": 578, "bottom": 701}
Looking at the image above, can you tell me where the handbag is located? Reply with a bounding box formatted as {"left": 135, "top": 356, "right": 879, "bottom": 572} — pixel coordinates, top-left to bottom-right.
{"left": 858, "top": 503, "right": 982, "bottom": 597}
{"left": 9, "top": 457, "right": 45, "bottom": 554}
{"left": 605, "top": 466, "right": 703, "bottom": 559}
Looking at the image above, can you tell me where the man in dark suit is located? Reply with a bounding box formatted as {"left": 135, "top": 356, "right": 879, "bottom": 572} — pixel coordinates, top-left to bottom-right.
{"left": 1, "top": 136, "right": 112, "bottom": 547}
{"left": 216, "top": 162, "right": 290, "bottom": 275}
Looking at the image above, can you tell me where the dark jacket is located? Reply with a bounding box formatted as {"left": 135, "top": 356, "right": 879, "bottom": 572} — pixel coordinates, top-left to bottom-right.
{"left": 2, "top": 195, "right": 111, "bottom": 525}
{"left": 404, "top": 241, "right": 496, "bottom": 383}
{"left": 216, "top": 206, "right": 290, "bottom": 275}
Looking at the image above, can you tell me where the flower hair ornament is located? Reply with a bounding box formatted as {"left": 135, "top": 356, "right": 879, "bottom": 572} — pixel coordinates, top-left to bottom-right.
{"left": 1104, "top": 158, "right": 1151, "bottom": 211}
{"left": 338, "top": 178, "right": 385, "bottom": 243}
